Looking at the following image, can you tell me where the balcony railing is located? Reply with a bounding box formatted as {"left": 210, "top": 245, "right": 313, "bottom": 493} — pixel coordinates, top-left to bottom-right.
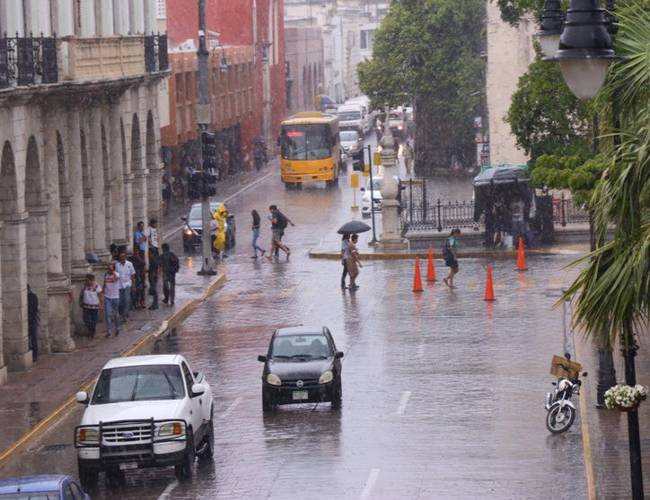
{"left": 0, "top": 33, "right": 58, "bottom": 89}
{"left": 145, "top": 33, "right": 169, "bottom": 73}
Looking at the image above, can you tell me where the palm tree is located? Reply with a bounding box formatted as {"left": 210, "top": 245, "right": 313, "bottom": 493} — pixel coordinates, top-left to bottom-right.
{"left": 563, "top": 4, "right": 650, "bottom": 498}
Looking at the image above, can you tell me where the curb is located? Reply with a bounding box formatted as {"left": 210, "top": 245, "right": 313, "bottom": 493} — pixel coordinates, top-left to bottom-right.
{"left": 0, "top": 273, "right": 226, "bottom": 467}
{"left": 308, "top": 248, "right": 581, "bottom": 261}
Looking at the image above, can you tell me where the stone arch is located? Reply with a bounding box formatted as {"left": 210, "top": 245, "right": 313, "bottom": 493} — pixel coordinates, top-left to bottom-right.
{"left": 131, "top": 113, "right": 147, "bottom": 227}
{"left": 0, "top": 141, "right": 18, "bottom": 216}
{"left": 146, "top": 111, "right": 160, "bottom": 224}
{"left": 101, "top": 122, "right": 112, "bottom": 245}
{"left": 80, "top": 129, "right": 94, "bottom": 253}
{"left": 25, "top": 137, "right": 45, "bottom": 208}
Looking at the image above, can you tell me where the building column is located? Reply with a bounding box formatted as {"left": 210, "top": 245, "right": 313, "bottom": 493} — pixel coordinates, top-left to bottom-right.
{"left": 0, "top": 221, "right": 6, "bottom": 385}
{"left": 60, "top": 196, "right": 72, "bottom": 276}
{"left": 109, "top": 105, "right": 127, "bottom": 246}
{"left": 1, "top": 213, "right": 32, "bottom": 371}
{"left": 124, "top": 172, "right": 134, "bottom": 248}
{"left": 26, "top": 206, "right": 51, "bottom": 355}
{"left": 67, "top": 110, "right": 91, "bottom": 335}
{"left": 88, "top": 109, "right": 109, "bottom": 260}
{"left": 44, "top": 117, "right": 74, "bottom": 353}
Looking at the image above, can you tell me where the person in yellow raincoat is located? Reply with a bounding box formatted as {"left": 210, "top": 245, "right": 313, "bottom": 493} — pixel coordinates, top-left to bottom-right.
{"left": 212, "top": 204, "right": 228, "bottom": 258}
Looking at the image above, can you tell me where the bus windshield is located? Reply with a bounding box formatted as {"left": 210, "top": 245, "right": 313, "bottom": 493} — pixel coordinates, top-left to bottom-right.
{"left": 281, "top": 124, "right": 332, "bottom": 161}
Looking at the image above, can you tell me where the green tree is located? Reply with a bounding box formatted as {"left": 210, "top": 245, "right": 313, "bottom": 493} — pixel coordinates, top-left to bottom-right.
{"left": 506, "top": 47, "right": 591, "bottom": 160}
{"left": 358, "top": 0, "right": 486, "bottom": 175}
{"left": 494, "top": 0, "right": 544, "bottom": 25}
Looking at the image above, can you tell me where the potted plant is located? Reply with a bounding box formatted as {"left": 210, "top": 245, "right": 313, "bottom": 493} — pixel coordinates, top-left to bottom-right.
{"left": 604, "top": 384, "right": 648, "bottom": 412}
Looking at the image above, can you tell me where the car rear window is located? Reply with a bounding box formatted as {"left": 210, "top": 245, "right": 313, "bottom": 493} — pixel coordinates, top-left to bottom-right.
{"left": 91, "top": 365, "right": 185, "bottom": 404}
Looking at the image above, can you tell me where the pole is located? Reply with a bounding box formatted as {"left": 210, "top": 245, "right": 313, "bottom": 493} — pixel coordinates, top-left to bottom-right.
{"left": 197, "top": 0, "right": 216, "bottom": 276}
{"left": 367, "top": 145, "right": 377, "bottom": 245}
{"left": 621, "top": 331, "right": 644, "bottom": 500}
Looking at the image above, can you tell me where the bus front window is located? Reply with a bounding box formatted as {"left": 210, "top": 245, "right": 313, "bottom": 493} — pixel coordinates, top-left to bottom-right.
{"left": 281, "top": 125, "right": 331, "bottom": 160}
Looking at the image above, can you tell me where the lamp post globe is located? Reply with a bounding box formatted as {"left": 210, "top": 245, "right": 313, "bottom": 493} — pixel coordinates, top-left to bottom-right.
{"left": 549, "top": 0, "right": 616, "bottom": 100}
{"left": 536, "top": 0, "right": 564, "bottom": 59}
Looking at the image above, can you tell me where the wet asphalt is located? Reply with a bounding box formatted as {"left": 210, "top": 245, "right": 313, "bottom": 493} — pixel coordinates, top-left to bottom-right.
{"left": 0, "top": 136, "right": 588, "bottom": 499}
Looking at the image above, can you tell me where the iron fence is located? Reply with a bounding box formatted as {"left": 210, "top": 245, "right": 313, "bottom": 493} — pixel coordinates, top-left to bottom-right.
{"left": 145, "top": 33, "right": 169, "bottom": 73}
{"left": 399, "top": 179, "right": 590, "bottom": 233}
{"left": 0, "top": 33, "right": 58, "bottom": 89}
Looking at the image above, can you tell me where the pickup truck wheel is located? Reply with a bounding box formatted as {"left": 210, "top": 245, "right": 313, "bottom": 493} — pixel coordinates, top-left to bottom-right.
{"left": 175, "top": 431, "right": 195, "bottom": 480}
{"left": 198, "top": 415, "right": 214, "bottom": 461}
{"left": 78, "top": 461, "right": 98, "bottom": 489}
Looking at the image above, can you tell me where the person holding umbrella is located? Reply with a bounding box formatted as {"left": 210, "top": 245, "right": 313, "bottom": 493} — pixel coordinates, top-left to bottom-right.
{"left": 337, "top": 221, "right": 370, "bottom": 291}
{"left": 346, "top": 234, "right": 362, "bottom": 290}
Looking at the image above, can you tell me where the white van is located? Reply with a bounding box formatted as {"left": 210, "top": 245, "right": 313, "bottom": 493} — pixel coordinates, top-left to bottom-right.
{"left": 337, "top": 103, "right": 369, "bottom": 136}
{"left": 345, "top": 96, "right": 375, "bottom": 129}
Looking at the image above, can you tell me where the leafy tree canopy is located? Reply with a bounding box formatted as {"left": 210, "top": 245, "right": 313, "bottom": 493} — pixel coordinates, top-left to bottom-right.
{"left": 494, "top": 0, "right": 544, "bottom": 25}
{"left": 506, "top": 45, "right": 591, "bottom": 160}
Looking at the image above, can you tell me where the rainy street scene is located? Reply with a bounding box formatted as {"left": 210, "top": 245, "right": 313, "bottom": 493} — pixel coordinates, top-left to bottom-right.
{"left": 1, "top": 1, "right": 650, "bottom": 500}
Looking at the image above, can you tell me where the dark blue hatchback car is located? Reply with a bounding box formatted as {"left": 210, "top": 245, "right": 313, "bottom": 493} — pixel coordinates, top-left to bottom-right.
{"left": 0, "top": 475, "right": 90, "bottom": 499}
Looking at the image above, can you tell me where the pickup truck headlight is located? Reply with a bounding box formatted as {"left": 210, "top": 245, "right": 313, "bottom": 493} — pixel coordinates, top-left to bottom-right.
{"left": 158, "top": 421, "right": 185, "bottom": 438}
{"left": 266, "top": 373, "right": 281, "bottom": 386}
{"left": 319, "top": 371, "right": 334, "bottom": 384}
{"left": 183, "top": 227, "right": 194, "bottom": 236}
{"left": 77, "top": 427, "right": 99, "bottom": 444}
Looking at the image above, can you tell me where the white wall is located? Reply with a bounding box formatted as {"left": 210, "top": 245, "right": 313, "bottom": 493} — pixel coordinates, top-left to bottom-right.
{"left": 54, "top": 0, "right": 75, "bottom": 36}
{"left": 0, "top": 0, "right": 26, "bottom": 36}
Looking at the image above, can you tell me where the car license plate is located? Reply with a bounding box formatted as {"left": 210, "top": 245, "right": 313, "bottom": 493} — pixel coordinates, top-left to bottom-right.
{"left": 119, "top": 462, "right": 138, "bottom": 471}
{"left": 292, "top": 391, "right": 308, "bottom": 401}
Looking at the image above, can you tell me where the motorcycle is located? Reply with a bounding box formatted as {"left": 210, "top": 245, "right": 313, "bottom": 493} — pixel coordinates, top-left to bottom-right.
{"left": 545, "top": 354, "right": 587, "bottom": 433}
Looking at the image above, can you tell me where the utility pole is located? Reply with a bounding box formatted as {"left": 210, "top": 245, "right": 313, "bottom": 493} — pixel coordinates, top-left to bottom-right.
{"left": 197, "top": 0, "right": 216, "bottom": 275}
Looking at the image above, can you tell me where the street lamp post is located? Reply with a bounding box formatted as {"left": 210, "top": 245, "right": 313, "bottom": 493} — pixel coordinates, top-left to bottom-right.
{"left": 197, "top": 0, "right": 216, "bottom": 276}
{"left": 544, "top": 1, "right": 644, "bottom": 498}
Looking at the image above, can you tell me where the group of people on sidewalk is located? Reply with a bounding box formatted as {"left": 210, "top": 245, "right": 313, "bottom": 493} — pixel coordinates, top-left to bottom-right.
{"left": 79, "top": 219, "right": 180, "bottom": 339}
{"left": 251, "top": 205, "right": 295, "bottom": 260}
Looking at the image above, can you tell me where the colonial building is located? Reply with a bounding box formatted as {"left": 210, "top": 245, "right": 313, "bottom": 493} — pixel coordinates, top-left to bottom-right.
{"left": 0, "top": 2, "right": 168, "bottom": 384}
{"left": 166, "top": 0, "right": 287, "bottom": 151}
{"left": 285, "top": 26, "right": 325, "bottom": 114}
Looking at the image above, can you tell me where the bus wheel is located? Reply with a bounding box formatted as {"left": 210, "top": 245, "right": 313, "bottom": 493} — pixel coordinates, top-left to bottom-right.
{"left": 284, "top": 182, "right": 292, "bottom": 190}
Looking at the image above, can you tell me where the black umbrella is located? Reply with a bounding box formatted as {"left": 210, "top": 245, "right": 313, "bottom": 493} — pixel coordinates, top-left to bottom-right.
{"left": 337, "top": 220, "right": 371, "bottom": 235}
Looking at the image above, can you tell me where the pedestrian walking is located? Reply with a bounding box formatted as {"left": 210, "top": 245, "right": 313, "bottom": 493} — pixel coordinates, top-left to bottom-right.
{"left": 79, "top": 274, "right": 102, "bottom": 338}
{"left": 103, "top": 263, "right": 121, "bottom": 337}
{"left": 130, "top": 248, "right": 147, "bottom": 309}
{"left": 251, "top": 209, "right": 266, "bottom": 259}
{"left": 212, "top": 205, "right": 229, "bottom": 259}
{"left": 27, "top": 285, "right": 38, "bottom": 362}
{"left": 148, "top": 246, "right": 160, "bottom": 310}
{"left": 147, "top": 218, "right": 160, "bottom": 258}
{"left": 134, "top": 221, "right": 147, "bottom": 254}
{"left": 442, "top": 228, "right": 461, "bottom": 288}
{"left": 340, "top": 234, "right": 350, "bottom": 289}
{"left": 267, "top": 205, "right": 294, "bottom": 259}
{"left": 402, "top": 140, "right": 414, "bottom": 176}
{"left": 115, "top": 252, "right": 135, "bottom": 321}
{"left": 160, "top": 243, "right": 179, "bottom": 305}
{"left": 346, "top": 234, "right": 362, "bottom": 291}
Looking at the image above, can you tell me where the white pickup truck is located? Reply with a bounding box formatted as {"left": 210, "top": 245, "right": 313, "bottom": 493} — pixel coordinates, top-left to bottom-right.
{"left": 74, "top": 355, "right": 213, "bottom": 487}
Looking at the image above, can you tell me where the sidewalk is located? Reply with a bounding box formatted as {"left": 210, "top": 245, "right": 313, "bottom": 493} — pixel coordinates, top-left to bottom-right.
{"left": 0, "top": 262, "right": 224, "bottom": 463}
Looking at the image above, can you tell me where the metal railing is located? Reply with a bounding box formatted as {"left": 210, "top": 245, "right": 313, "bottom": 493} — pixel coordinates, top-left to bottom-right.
{"left": 145, "top": 33, "right": 169, "bottom": 73}
{"left": 554, "top": 192, "right": 590, "bottom": 226}
{"left": 0, "top": 33, "right": 58, "bottom": 89}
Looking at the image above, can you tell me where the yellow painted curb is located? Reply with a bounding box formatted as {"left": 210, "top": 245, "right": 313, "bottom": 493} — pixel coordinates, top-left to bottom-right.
{"left": 0, "top": 273, "right": 226, "bottom": 467}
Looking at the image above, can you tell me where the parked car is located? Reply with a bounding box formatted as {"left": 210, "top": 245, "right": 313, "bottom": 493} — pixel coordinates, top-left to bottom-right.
{"left": 181, "top": 202, "right": 236, "bottom": 253}
{"left": 0, "top": 475, "right": 90, "bottom": 499}
{"left": 339, "top": 129, "right": 364, "bottom": 169}
{"left": 75, "top": 355, "right": 214, "bottom": 487}
{"left": 258, "top": 326, "right": 344, "bottom": 411}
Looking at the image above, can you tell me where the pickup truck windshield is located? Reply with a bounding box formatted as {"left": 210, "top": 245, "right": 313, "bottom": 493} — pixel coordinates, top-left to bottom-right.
{"left": 91, "top": 365, "right": 185, "bottom": 404}
{"left": 338, "top": 111, "right": 361, "bottom": 121}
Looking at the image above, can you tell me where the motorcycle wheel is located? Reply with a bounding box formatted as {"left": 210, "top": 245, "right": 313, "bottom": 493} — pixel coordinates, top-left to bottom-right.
{"left": 546, "top": 404, "right": 576, "bottom": 434}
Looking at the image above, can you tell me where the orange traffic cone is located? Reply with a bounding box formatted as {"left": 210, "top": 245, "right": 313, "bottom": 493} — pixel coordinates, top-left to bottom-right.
{"left": 413, "top": 256, "right": 424, "bottom": 292}
{"left": 426, "top": 248, "right": 437, "bottom": 282}
{"left": 517, "top": 237, "right": 527, "bottom": 271}
{"left": 484, "top": 264, "right": 495, "bottom": 301}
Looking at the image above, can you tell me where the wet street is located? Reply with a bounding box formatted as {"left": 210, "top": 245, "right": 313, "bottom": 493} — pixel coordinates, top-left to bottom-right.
{"left": 0, "top": 148, "right": 589, "bottom": 499}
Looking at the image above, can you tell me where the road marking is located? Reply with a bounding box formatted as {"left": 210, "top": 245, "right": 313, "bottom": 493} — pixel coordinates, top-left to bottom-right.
{"left": 220, "top": 396, "right": 243, "bottom": 419}
{"left": 575, "top": 341, "right": 597, "bottom": 500}
{"left": 165, "top": 171, "right": 274, "bottom": 240}
{"left": 396, "top": 391, "right": 412, "bottom": 415}
{"left": 360, "top": 468, "right": 380, "bottom": 499}
{"left": 157, "top": 480, "right": 179, "bottom": 500}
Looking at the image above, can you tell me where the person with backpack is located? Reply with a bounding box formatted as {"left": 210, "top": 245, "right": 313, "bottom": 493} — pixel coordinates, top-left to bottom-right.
{"left": 267, "top": 205, "right": 294, "bottom": 259}
{"left": 160, "top": 243, "right": 180, "bottom": 306}
{"left": 442, "top": 228, "right": 461, "bottom": 288}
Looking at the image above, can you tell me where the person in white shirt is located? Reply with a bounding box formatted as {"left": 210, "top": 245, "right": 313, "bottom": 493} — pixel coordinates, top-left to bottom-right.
{"left": 79, "top": 274, "right": 102, "bottom": 338}
{"left": 115, "top": 252, "right": 136, "bottom": 322}
{"left": 103, "top": 263, "right": 121, "bottom": 338}
{"left": 147, "top": 218, "right": 160, "bottom": 256}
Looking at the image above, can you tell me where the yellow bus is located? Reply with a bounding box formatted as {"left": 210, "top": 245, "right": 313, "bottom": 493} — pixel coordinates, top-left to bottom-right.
{"left": 279, "top": 112, "right": 342, "bottom": 188}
